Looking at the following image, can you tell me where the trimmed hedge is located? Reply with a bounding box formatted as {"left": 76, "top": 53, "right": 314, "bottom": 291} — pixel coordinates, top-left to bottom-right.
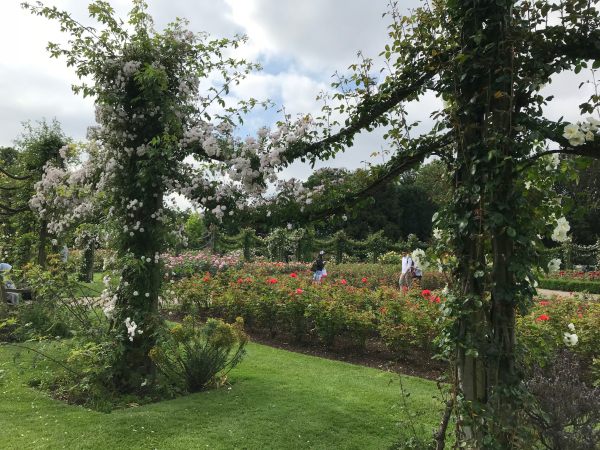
{"left": 538, "top": 278, "right": 600, "bottom": 294}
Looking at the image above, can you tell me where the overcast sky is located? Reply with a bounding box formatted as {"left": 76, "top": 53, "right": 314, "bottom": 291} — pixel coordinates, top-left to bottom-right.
{"left": 1, "top": 0, "right": 596, "bottom": 181}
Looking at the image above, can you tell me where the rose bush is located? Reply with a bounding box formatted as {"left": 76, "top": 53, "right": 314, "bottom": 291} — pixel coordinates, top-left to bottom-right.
{"left": 165, "top": 265, "right": 444, "bottom": 356}
{"left": 516, "top": 294, "right": 600, "bottom": 380}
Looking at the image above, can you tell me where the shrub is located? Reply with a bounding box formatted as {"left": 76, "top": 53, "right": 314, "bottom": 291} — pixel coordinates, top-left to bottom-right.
{"left": 305, "top": 301, "right": 349, "bottom": 348}
{"left": 164, "top": 265, "right": 448, "bottom": 355}
{"left": 379, "top": 251, "right": 403, "bottom": 265}
{"left": 378, "top": 289, "right": 440, "bottom": 355}
{"left": 537, "top": 277, "right": 600, "bottom": 294}
{"left": 150, "top": 317, "right": 247, "bottom": 392}
{"left": 49, "top": 340, "right": 119, "bottom": 411}
{"left": 524, "top": 350, "right": 600, "bottom": 450}
{"left": 516, "top": 295, "right": 600, "bottom": 373}
{"left": 11, "top": 302, "right": 72, "bottom": 340}
{"left": 164, "top": 251, "right": 243, "bottom": 279}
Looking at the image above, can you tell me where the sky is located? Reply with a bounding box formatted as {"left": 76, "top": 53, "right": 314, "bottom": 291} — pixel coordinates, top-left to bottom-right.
{"left": 0, "top": 0, "right": 596, "bottom": 181}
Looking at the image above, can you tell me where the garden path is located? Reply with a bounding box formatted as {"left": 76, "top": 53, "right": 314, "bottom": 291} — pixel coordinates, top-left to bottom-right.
{"left": 537, "top": 288, "right": 599, "bottom": 300}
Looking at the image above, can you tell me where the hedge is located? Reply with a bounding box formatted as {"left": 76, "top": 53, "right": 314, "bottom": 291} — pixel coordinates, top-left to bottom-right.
{"left": 538, "top": 278, "right": 600, "bottom": 294}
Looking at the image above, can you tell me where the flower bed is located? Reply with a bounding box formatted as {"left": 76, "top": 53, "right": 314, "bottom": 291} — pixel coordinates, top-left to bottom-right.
{"left": 163, "top": 261, "right": 598, "bottom": 380}
{"left": 517, "top": 294, "right": 600, "bottom": 371}
{"left": 550, "top": 270, "right": 600, "bottom": 282}
{"left": 164, "top": 267, "right": 445, "bottom": 358}
{"left": 163, "top": 250, "right": 243, "bottom": 278}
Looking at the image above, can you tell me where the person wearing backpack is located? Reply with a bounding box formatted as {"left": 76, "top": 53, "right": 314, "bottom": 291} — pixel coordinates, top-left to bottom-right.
{"left": 312, "top": 251, "right": 326, "bottom": 283}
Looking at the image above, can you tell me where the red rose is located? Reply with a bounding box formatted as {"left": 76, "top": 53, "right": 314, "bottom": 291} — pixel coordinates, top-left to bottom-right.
{"left": 535, "top": 314, "right": 550, "bottom": 321}
{"left": 361, "top": 277, "right": 368, "bottom": 283}
{"left": 290, "top": 273, "right": 298, "bottom": 278}
{"left": 296, "top": 288, "right": 303, "bottom": 294}
{"left": 340, "top": 279, "right": 348, "bottom": 285}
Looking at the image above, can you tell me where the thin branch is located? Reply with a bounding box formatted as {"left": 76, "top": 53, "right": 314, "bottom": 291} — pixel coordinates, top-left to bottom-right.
{"left": 0, "top": 203, "right": 30, "bottom": 214}
{"left": 2, "top": 342, "right": 81, "bottom": 376}
{"left": 282, "top": 71, "right": 436, "bottom": 163}
{"left": 0, "top": 185, "right": 19, "bottom": 191}
{"left": 303, "top": 132, "right": 453, "bottom": 221}
{"left": 0, "top": 166, "right": 32, "bottom": 180}
{"left": 434, "top": 399, "right": 454, "bottom": 450}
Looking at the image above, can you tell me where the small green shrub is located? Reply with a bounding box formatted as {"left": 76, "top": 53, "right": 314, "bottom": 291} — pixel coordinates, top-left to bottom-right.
{"left": 51, "top": 340, "right": 119, "bottom": 411}
{"left": 150, "top": 317, "right": 247, "bottom": 392}
{"left": 305, "top": 301, "right": 348, "bottom": 348}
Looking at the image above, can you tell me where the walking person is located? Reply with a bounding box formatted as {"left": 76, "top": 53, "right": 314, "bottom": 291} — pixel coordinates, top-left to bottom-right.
{"left": 399, "top": 251, "right": 414, "bottom": 289}
{"left": 413, "top": 263, "right": 423, "bottom": 286}
{"left": 312, "top": 251, "right": 326, "bottom": 283}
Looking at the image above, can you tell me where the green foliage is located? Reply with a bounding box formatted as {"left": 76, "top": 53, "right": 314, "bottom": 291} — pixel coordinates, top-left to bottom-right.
{"left": 184, "top": 212, "right": 206, "bottom": 250}
{"left": 379, "top": 251, "right": 403, "bottom": 265}
{"left": 150, "top": 317, "right": 247, "bottom": 392}
{"left": 50, "top": 340, "right": 121, "bottom": 411}
{"left": 537, "top": 278, "right": 600, "bottom": 294}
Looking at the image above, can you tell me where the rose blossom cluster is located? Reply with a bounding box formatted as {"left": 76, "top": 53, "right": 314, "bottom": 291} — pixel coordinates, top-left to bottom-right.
{"left": 551, "top": 216, "right": 570, "bottom": 243}
{"left": 562, "top": 117, "right": 600, "bottom": 146}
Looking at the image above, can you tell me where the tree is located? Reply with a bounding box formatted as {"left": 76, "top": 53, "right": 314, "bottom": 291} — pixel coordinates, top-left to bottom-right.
{"left": 0, "top": 120, "right": 69, "bottom": 268}
{"left": 413, "top": 159, "right": 452, "bottom": 207}
{"left": 24, "top": 0, "right": 307, "bottom": 390}
{"left": 184, "top": 212, "right": 207, "bottom": 250}
{"left": 270, "top": 1, "right": 600, "bottom": 445}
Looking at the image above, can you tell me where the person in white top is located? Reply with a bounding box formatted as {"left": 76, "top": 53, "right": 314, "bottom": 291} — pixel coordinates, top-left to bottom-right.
{"left": 399, "top": 252, "right": 414, "bottom": 289}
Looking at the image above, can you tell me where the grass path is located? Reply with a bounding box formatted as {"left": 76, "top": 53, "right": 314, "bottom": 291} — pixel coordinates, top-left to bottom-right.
{"left": 0, "top": 342, "right": 443, "bottom": 449}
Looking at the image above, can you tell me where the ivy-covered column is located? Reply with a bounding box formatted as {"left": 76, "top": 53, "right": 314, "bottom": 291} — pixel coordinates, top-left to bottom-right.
{"left": 445, "top": 0, "right": 525, "bottom": 445}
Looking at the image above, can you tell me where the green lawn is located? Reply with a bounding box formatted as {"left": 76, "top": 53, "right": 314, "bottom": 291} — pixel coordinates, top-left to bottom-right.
{"left": 0, "top": 342, "right": 443, "bottom": 449}
{"left": 76, "top": 272, "right": 106, "bottom": 298}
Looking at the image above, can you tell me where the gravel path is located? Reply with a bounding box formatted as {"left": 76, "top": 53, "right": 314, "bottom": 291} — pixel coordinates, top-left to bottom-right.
{"left": 537, "top": 288, "right": 599, "bottom": 300}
